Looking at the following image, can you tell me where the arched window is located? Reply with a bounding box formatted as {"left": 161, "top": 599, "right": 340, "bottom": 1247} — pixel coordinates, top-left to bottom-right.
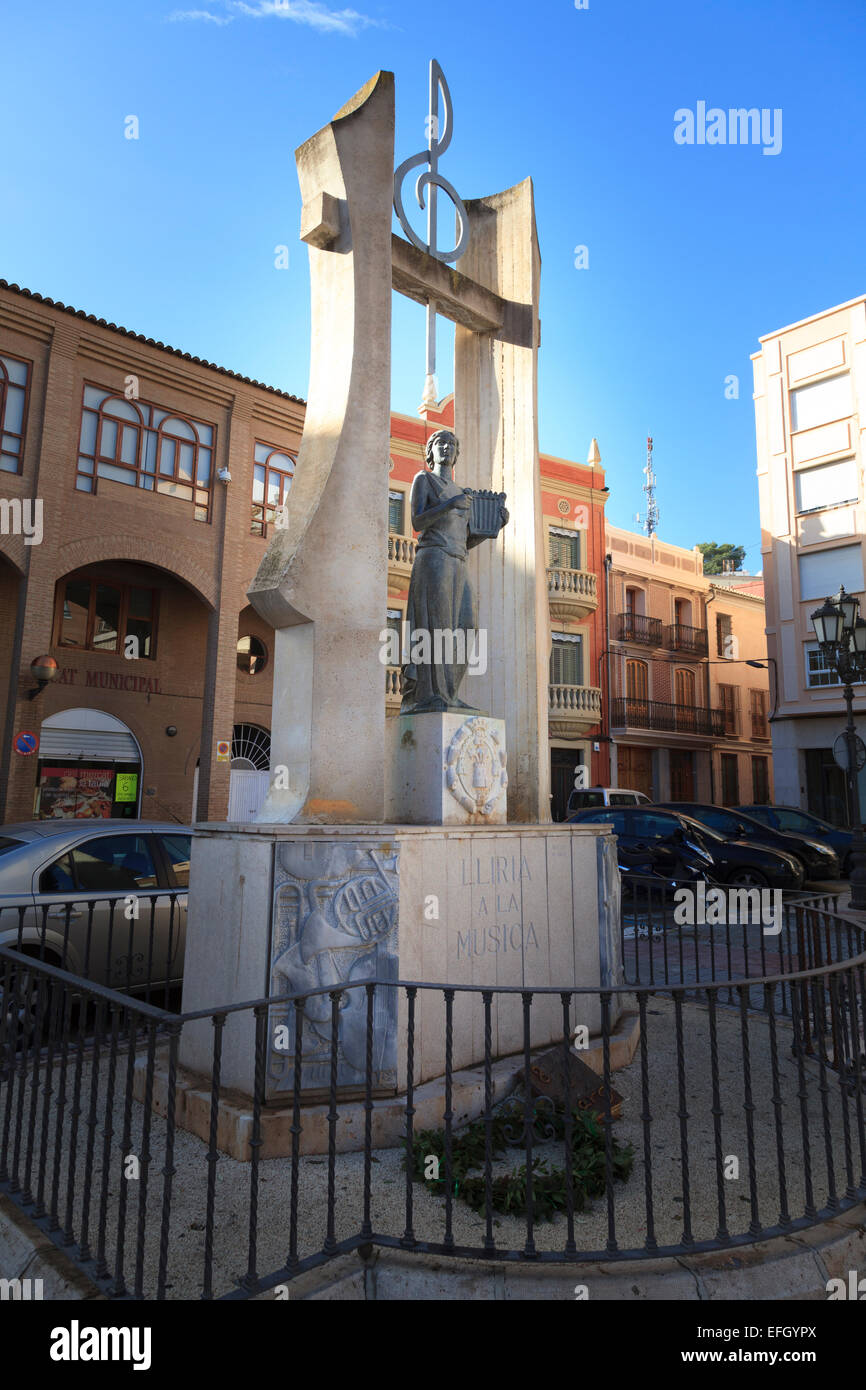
{"left": 231, "top": 724, "right": 271, "bottom": 771}
{"left": 77, "top": 384, "right": 215, "bottom": 521}
{"left": 626, "top": 659, "right": 648, "bottom": 702}
{"left": 251, "top": 442, "right": 296, "bottom": 536}
{"left": 675, "top": 668, "right": 695, "bottom": 706}
{"left": 0, "top": 353, "right": 30, "bottom": 474}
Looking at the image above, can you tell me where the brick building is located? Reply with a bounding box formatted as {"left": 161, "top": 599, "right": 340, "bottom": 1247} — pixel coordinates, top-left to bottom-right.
{"left": 0, "top": 280, "right": 608, "bottom": 826}
{"left": 605, "top": 525, "right": 773, "bottom": 804}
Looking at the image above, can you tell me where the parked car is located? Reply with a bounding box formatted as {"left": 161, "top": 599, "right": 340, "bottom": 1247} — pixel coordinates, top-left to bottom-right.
{"left": 566, "top": 786, "right": 651, "bottom": 816}
{"left": 736, "top": 804, "right": 853, "bottom": 876}
{"left": 656, "top": 802, "right": 841, "bottom": 882}
{"left": 0, "top": 821, "right": 191, "bottom": 1017}
{"left": 568, "top": 805, "right": 805, "bottom": 888}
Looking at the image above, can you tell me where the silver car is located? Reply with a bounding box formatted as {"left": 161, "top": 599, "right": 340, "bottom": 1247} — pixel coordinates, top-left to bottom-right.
{"left": 0, "top": 820, "right": 190, "bottom": 1001}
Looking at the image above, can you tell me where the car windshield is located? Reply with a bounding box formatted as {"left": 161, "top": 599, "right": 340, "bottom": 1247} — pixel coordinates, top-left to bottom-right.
{"left": 678, "top": 815, "right": 724, "bottom": 846}
{"left": 570, "top": 792, "right": 604, "bottom": 807}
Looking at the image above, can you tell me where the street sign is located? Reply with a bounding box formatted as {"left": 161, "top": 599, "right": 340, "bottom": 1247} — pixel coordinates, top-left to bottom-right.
{"left": 14, "top": 731, "right": 38, "bottom": 756}
{"left": 216, "top": 740, "right": 231, "bottom": 764}
{"left": 833, "top": 733, "right": 866, "bottom": 773}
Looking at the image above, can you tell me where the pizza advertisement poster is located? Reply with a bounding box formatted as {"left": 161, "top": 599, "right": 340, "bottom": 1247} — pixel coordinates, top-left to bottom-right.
{"left": 37, "top": 765, "right": 116, "bottom": 821}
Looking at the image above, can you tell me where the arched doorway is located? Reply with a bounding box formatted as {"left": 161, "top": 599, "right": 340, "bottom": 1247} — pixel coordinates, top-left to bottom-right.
{"left": 36, "top": 709, "right": 143, "bottom": 819}
{"left": 228, "top": 723, "right": 270, "bottom": 822}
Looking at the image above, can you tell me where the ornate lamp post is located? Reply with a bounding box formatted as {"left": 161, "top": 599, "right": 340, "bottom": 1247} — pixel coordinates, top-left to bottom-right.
{"left": 810, "top": 586, "right": 866, "bottom": 909}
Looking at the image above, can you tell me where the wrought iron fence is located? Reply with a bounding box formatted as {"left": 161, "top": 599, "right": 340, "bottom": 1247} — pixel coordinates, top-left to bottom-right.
{"left": 0, "top": 894, "right": 184, "bottom": 1011}
{"left": 1, "top": 894, "right": 864, "bottom": 1300}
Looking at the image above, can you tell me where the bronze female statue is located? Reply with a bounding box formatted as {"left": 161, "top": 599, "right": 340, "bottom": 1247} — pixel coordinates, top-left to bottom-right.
{"left": 400, "top": 428, "right": 508, "bottom": 714}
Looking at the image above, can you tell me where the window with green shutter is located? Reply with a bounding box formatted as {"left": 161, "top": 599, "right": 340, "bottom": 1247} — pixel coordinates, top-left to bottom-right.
{"left": 388, "top": 491, "right": 405, "bottom": 534}
{"left": 550, "top": 633, "right": 582, "bottom": 685}
{"left": 549, "top": 528, "right": 581, "bottom": 569}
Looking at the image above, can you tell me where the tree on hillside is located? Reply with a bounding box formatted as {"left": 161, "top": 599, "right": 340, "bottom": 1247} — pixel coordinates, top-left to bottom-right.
{"left": 697, "top": 541, "right": 746, "bottom": 575}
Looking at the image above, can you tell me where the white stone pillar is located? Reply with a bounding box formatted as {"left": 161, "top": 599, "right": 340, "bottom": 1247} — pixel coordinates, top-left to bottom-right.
{"left": 454, "top": 179, "right": 550, "bottom": 822}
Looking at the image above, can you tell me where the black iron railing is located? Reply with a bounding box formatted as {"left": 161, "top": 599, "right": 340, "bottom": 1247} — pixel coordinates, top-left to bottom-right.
{"left": 615, "top": 612, "right": 662, "bottom": 646}
{"left": 665, "top": 622, "right": 709, "bottom": 655}
{"left": 1, "top": 890, "right": 864, "bottom": 1299}
{"left": 0, "top": 895, "right": 185, "bottom": 1011}
{"left": 612, "top": 697, "right": 725, "bottom": 737}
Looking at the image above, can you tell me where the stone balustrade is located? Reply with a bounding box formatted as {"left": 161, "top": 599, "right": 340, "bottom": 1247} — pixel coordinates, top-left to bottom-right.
{"left": 546, "top": 566, "right": 598, "bottom": 620}
{"left": 387, "top": 533, "right": 417, "bottom": 567}
{"left": 548, "top": 683, "right": 603, "bottom": 736}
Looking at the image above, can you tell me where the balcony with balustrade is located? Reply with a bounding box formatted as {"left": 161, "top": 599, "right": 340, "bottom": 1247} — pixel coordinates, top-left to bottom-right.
{"left": 387, "top": 533, "right": 417, "bottom": 595}
{"left": 548, "top": 683, "right": 603, "bottom": 737}
{"left": 385, "top": 665, "right": 403, "bottom": 712}
{"left": 546, "top": 567, "right": 598, "bottom": 622}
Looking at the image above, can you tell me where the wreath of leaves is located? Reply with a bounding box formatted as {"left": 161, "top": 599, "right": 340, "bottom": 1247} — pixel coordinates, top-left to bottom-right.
{"left": 407, "top": 1101, "right": 634, "bottom": 1223}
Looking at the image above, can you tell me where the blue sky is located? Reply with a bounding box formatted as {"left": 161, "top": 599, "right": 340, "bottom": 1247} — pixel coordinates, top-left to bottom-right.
{"left": 2, "top": 0, "right": 864, "bottom": 569}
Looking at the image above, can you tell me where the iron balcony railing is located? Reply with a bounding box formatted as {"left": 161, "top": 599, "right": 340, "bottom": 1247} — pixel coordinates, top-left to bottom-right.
{"left": 665, "top": 622, "right": 709, "bottom": 656}
{"left": 1, "top": 891, "right": 864, "bottom": 1299}
{"left": 615, "top": 612, "right": 662, "bottom": 646}
{"left": 612, "top": 697, "right": 725, "bottom": 737}
{"left": 751, "top": 713, "right": 771, "bottom": 740}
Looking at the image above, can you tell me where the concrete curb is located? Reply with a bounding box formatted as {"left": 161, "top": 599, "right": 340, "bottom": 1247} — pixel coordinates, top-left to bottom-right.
{"left": 256, "top": 1202, "right": 866, "bottom": 1301}
{"left": 0, "top": 1194, "right": 104, "bottom": 1301}
{"left": 4, "top": 1187, "right": 863, "bottom": 1302}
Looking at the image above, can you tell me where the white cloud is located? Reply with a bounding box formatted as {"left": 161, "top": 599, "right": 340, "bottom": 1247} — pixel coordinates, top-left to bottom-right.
{"left": 168, "top": 0, "right": 383, "bottom": 34}
{"left": 168, "top": 7, "right": 234, "bottom": 21}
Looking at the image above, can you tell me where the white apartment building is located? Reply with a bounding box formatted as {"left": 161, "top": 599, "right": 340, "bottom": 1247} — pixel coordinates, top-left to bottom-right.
{"left": 752, "top": 294, "right": 866, "bottom": 824}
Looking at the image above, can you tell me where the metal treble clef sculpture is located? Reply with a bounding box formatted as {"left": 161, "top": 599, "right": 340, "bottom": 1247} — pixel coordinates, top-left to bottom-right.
{"left": 394, "top": 59, "right": 470, "bottom": 412}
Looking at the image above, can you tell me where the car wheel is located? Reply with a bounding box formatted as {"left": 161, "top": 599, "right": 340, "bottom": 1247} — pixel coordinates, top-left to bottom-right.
{"left": 729, "top": 868, "right": 769, "bottom": 888}
{"left": 0, "top": 951, "right": 59, "bottom": 1052}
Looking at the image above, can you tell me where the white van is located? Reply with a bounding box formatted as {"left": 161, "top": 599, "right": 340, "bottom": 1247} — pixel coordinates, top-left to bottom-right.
{"left": 566, "top": 787, "right": 651, "bottom": 817}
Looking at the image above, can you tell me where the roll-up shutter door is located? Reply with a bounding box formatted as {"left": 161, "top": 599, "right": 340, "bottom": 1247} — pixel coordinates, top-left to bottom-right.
{"left": 38, "top": 727, "right": 140, "bottom": 762}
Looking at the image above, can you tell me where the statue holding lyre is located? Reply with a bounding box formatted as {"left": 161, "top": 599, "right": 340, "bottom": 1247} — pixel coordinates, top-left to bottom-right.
{"left": 401, "top": 429, "right": 508, "bottom": 714}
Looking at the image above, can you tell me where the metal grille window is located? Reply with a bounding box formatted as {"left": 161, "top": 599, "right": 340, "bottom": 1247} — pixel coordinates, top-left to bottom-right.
{"left": 251, "top": 443, "right": 296, "bottom": 536}
{"left": 231, "top": 724, "right": 271, "bottom": 770}
{"left": 752, "top": 756, "right": 770, "bottom": 804}
{"left": 388, "top": 491, "right": 405, "bottom": 534}
{"left": 549, "top": 528, "right": 581, "bottom": 569}
{"left": 0, "top": 353, "right": 29, "bottom": 474}
{"left": 718, "top": 684, "right": 738, "bottom": 735}
{"left": 720, "top": 752, "right": 740, "bottom": 806}
{"left": 550, "top": 632, "right": 582, "bottom": 686}
{"left": 55, "top": 575, "right": 157, "bottom": 658}
{"left": 76, "top": 385, "right": 215, "bottom": 521}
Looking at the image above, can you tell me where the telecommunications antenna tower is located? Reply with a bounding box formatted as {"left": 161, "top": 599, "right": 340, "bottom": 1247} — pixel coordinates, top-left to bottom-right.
{"left": 636, "top": 436, "right": 659, "bottom": 538}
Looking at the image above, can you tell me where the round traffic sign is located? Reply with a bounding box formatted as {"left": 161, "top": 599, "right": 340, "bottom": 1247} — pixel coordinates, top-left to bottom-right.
{"left": 833, "top": 732, "right": 866, "bottom": 773}
{"left": 14, "top": 731, "right": 39, "bottom": 756}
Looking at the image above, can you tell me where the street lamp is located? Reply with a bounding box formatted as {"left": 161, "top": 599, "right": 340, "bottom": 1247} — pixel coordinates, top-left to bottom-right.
{"left": 810, "top": 586, "right": 866, "bottom": 909}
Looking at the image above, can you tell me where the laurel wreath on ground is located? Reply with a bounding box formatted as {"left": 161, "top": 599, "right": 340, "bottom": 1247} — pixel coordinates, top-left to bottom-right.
{"left": 407, "top": 1101, "right": 634, "bottom": 1223}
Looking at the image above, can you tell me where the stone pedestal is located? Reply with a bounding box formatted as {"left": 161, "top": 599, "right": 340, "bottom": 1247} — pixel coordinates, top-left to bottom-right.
{"left": 387, "top": 712, "right": 507, "bottom": 825}
{"left": 179, "top": 822, "right": 621, "bottom": 1111}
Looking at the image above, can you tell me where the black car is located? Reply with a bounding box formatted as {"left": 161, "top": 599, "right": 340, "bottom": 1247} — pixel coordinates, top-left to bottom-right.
{"left": 657, "top": 802, "right": 841, "bottom": 882}
{"left": 568, "top": 806, "right": 804, "bottom": 888}
{"left": 736, "top": 805, "right": 853, "bottom": 876}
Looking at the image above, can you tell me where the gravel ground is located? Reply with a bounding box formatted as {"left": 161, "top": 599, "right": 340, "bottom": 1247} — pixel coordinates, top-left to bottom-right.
{"left": 3, "top": 990, "right": 863, "bottom": 1300}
